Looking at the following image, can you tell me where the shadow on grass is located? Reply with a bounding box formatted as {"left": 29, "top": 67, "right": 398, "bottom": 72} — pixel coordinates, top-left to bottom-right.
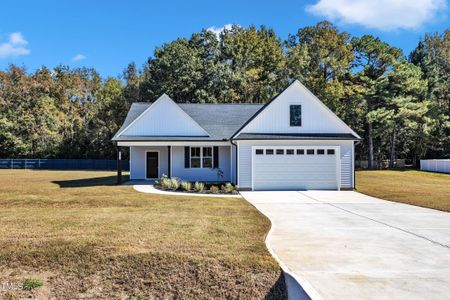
{"left": 265, "top": 272, "right": 289, "bottom": 300}
{"left": 52, "top": 175, "right": 129, "bottom": 188}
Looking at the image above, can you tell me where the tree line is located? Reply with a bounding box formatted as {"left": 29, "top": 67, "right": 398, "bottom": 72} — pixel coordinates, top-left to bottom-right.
{"left": 0, "top": 21, "right": 448, "bottom": 166}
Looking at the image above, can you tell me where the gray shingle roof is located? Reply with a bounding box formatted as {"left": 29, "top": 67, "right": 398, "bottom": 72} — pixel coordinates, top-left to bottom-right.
{"left": 112, "top": 100, "right": 360, "bottom": 142}
{"left": 112, "top": 102, "right": 263, "bottom": 141}
{"left": 178, "top": 104, "right": 263, "bottom": 139}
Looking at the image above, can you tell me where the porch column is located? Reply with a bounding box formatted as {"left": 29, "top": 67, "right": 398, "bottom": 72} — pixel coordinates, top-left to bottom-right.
{"left": 167, "top": 145, "right": 171, "bottom": 177}
{"left": 116, "top": 146, "right": 122, "bottom": 184}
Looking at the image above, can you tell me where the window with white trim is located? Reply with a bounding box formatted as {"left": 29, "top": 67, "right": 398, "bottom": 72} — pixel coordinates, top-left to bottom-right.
{"left": 190, "top": 147, "right": 201, "bottom": 168}
{"left": 202, "top": 147, "right": 213, "bottom": 168}
{"left": 190, "top": 146, "right": 214, "bottom": 168}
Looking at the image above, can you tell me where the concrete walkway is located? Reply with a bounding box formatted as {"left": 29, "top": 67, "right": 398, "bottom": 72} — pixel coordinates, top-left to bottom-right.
{"left": 241, "top": 190, "right": 450, "bottom": 300}
{"left": 133, "top": 184, "right": 241, "bottom": 198}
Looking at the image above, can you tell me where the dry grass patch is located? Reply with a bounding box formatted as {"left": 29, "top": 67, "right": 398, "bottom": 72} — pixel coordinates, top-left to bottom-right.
{"left": 356, "top": 170, "right": 450, "bottom": 212}
{"left": 0, "top": 170, "right": 286, "bottom": 299}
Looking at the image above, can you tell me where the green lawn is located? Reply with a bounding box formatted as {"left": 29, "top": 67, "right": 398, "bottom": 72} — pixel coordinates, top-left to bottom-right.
{"left": 356, "top": 170, "right": 450, "bottom": 212}
{"left": 0, "top": 170, "right": 286, "bottom": 299}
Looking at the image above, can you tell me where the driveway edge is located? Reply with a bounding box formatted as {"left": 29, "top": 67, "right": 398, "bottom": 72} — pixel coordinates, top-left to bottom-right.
{"left": 243, "top": 196, "right": 323, "bottom": 300}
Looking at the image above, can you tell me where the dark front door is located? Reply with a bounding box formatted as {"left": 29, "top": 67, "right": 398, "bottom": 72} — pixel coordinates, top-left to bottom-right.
{"left": 146, "top": 152, "right": 159, "bottom": 179}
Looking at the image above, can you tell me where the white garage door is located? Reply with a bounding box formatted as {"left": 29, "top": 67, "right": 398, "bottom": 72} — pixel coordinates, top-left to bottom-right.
{"left": 252, "top": 147, "right": 340, "bottom": 190}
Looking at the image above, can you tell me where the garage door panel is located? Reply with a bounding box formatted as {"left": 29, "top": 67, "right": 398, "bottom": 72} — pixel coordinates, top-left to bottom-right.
{"left": 255, "top": 167, "right": 336, "bottom": 179}
{"left": 256, "top": 164, "right": 336, "bottom": 171}
{"left": 253, "top": 147, "right": 339, "bottom": 190}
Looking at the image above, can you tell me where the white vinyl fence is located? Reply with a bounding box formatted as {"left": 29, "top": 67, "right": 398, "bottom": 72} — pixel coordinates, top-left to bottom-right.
{"left": 420, "top": 159, "right": 450, "bottom": 174}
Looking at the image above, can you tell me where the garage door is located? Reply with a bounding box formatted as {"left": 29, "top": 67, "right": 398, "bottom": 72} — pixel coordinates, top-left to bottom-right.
{"left": 252, "top": 147, "right": 340, "bottom": 190}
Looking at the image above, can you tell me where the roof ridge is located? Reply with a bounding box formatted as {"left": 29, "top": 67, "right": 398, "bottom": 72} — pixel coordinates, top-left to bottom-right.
{"left": 179, "top": 103, "right": 264, "bottom": 105}
{"left": 132, "top": 102, "right": 263, "bottom": 105}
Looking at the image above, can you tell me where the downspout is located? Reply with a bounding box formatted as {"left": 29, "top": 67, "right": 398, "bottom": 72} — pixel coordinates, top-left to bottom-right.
{"left": 230, "top": 138, "right": 238, "bottom": 186}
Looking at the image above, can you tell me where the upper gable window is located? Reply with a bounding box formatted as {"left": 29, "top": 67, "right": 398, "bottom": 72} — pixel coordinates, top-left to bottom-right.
{"left": 290, "top": 105, "right": 302, "bottom": 126}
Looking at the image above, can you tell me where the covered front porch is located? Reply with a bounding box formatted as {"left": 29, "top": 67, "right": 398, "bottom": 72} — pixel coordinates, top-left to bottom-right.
{"left": 116, "top": 141, "right": 235, "bottom": 184}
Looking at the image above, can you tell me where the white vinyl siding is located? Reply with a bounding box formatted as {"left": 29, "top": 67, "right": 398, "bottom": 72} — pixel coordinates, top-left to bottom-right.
{"left": 171, "top": 146, "right": 231, "bottom": 182}
{"left": 120, "top": 95, "right": 208, "bottom": 137}
{"left": 130, "top": 146, "right": 168, "bottom": 180}
{"left": 239, "top": 81, "right": 354, "bottom": 135}
{"left": 130, "top": 145, "right": 231, "bottom": 181}
{"left": 238, "top": 140, "right": 354, "bottom": 189}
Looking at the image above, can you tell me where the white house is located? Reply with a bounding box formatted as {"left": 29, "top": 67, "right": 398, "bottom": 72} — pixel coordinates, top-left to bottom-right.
{"left": 112, "top": 80, "right": 361, "bottom": 190}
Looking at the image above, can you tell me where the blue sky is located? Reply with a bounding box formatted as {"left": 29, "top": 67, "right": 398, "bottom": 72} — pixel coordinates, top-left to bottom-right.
{"left": 0, "top": 0, "right": 448, "bottom": 77}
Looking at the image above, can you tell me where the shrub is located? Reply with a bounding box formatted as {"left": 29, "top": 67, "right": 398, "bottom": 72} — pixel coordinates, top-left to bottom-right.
{"left": 181, "top": 181, "right": 192, "bottom": 192}
{"left": 21, "top": 279, "right": 43, "bottom": 291}
{"left": 194, "top": 181, "right": 205, "bottom": 192}
{"left": 221, "top": 182, "right": 236, "bottom": 194}
{"left": 168, "top": 177, "right": 181, "bottom": 190}
{"left": 210, "top": 185, "right": 219, "bottom": 194}
{"left": 158, "top": 175, "right": 171, "bottom": 189}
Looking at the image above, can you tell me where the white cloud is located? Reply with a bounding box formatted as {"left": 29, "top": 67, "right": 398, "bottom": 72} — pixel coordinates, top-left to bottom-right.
{"left": 207, "top": 24, "right": 235, "bottom": 37}
{"left": 72, "top": 54, "right": 86, "bottom": 61}
{"left": 0, "top": 32, "right": 30, "bottom": 59}
{"left": 306, "top": 0, "right": 447, "bottom": 30}
{"left": 10, "top": 32, "right": 28, "bottom": 46}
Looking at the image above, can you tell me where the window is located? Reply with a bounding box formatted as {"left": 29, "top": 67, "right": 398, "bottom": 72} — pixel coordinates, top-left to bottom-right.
{"left": 276, "top": 149, "right": 284, "bottom": 155}
{"left": 290, "top": 105, "right": 302, "bottom": 126}
{"left": 256, "top": 149, "right": 264, "bottom": 155}
{"left": 317, "top": 149, "right": 325, "bottom": 155}
{"left": 190, "top": 147, "right": 213, "bottom": 168}
{"left": 190, "top": 147, "right": 201, "bottom": 168}
{"left": 202, "top": 147, "right": 213, "bottom": 168}
{"left": 296, "top": 149, "right": 305, "bottom": 155}
{"left": 307, "top": 149, "right": 315, "bottom": 155}
{"left": 286, "top": 149, "right": 294, "bottom": 155}
{"left": 266, "top": 149, "right": 274, "bottom": 155}
{"left": 327, "top": 149, "right": 335, "bottom": 155}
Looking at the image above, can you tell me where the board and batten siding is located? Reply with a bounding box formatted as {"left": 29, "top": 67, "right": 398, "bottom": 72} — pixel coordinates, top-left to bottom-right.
{"left": 130, "top": 146, "right": 232, "bottom": 181}
{"left": 130, "top": 146, "right": 168, "bottom": 180}
{"left": 171, "top": 146, "right": 231, "bottom": 182}
{"left": 120, "top": 95, "right": 208, "bottom": 137}
{"left": 239, "top": 81, "right": 352, "bottom": 135}
{"left": 237, "top": 140, "right": 354, "bottom": 189}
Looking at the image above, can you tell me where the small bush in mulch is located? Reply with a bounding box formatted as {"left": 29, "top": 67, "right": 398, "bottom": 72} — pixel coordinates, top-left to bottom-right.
{"left": 209, "top": 185, "right": 219, "bottom": 194}
{"left": 194, "top": 181, "right": 205, "bottom": 192}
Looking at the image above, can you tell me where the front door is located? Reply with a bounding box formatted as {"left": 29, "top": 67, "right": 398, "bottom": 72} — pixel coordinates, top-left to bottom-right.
{"left": 146, "top": 151, "right": 159, "bottom": 179}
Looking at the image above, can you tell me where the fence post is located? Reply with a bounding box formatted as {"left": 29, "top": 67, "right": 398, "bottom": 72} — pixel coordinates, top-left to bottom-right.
{"left": 11, "top": 159, "right": 13, "bottom": 169}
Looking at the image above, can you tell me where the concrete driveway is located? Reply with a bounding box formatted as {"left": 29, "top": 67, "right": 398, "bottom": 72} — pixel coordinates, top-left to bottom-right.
{"left": 241, "top": 191, "right": 450, "bottom": 300}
